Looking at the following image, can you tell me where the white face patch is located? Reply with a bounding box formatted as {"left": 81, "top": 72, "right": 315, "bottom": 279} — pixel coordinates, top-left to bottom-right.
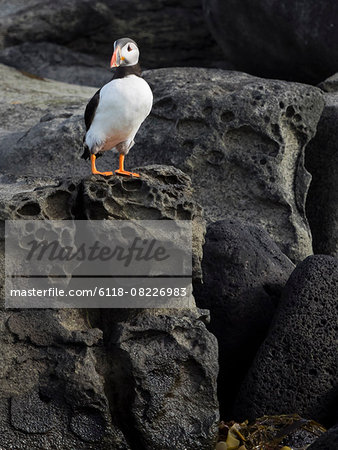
{"left": 120, "top": 42, "right": 139, "bottom": 66}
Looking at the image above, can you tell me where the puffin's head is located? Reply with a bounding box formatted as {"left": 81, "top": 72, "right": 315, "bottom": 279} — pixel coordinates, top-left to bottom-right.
{"left": 110, "top": 38, "right": 139, "bottom": 68}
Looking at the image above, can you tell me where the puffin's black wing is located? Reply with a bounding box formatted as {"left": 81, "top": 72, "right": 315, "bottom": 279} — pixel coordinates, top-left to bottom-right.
{"left": 82, "top": 89, "right": 101, "bottom": 160}
{"left": 84, "top": 88, "right": 101, "bottom": 131}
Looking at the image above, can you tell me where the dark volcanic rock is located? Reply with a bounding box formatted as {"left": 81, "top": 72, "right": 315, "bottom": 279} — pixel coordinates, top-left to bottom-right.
{"left": 0, "top": 306, "right": 130, "bottom": 449}
{"left": 194, "top": 218, "right": 294, "bottom": 418}
{"left": 0, "top": 166, "right": 218, "bottom": 448}
{"left": 0, "top": 176, "right": 78, "bottom": 220}
{"left": 0, "top": 0, "right": 226, "bottom": 73}
{"left": 308, "top": 425, "right": 338, "bottom": 450}
{"left": 1, "top": 65, "right": 324, "bottom": 263}
{"left": 82, "top": 165, "right": 205, "bottom": 280}
{"left": 101, "top": 308, "right": 219, "bottom": 450}
{"left": 0, "top": 42, "right": 111, "bottom": 87}
{"left": 203, "top": 0, "right": 338, "bottom": 84}
{"left": 0, "top": 166, "right": 205, "bottom": 281}
{"left": 235, "top": 255, "right": 338, "bottom": 425}
{"left": 132, "top": 68, "right": 324, "bottom": 262}
{"left": 306, "top": 93, "right": 338, "bottom": 256}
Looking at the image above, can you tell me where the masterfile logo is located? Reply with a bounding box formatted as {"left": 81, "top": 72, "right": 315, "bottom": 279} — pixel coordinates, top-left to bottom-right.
{"left": 5, "top": 220, "right": 193, "bottom": 308}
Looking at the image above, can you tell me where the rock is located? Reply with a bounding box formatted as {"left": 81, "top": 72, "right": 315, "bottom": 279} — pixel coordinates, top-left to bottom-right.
{"left": 318, "top": 73, "right": 338, "bottom": 93}
{"left": 0, "top": 176, "right": 79, "bottom": 220}
{"left": 0, "top": 42, "right": 111, "bottom": 87}
{"left": 234, "top": 255, "right": 338, "bottom": 425}
{"left": 0, "top": 65, "right": 325, "bottom": 262}
{"left": 0, "top": 166, "right": 218, "bottom": 448}
{"left": 194, "top": 218, "right": 294, "bottom": 418}
{"left": 0, "top": 165, "right": 205, "bottom": 281}
{"left": 0, "top": 0, "right": 227, "bottom": 73}
{"left": 82, "top": 165, "right": 205, "bottom": 280}
{"left": 11, "top": 389, "right": 54, "bottom": 433}
{"left": 308, "top": 425, "right": 338, "bottom": 450}
{"left": 101, "top": 308, "right": 219, "bottom": 450}
{"left": 0, "top": 305, "right": 130, "bottom": 448}
{"left": 305, "top": 93, "right": 338, "bottom": 256}
{"left": 131, "top": 67, "right": 324, "bottom": 262}
{"left": 0, "top": 63, "right": 95, "bottom": 133}
{"left": 203, "top": 0, "right": 338, "bottom": 84}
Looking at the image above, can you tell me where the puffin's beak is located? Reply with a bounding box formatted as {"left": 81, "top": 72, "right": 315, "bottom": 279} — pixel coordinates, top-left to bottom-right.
{"left": 110, "top": 45, "right": 122, "bottom": 68}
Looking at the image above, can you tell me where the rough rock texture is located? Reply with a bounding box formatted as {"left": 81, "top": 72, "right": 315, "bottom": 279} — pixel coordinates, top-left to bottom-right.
{"left": 0, "top": 0, "right": 227, "bottom": 73}
{"left": 318, "top": 73, "right": 338, "bottom": 93}
{"left": 1, "top": 65, "right": 324, "bottom": 262}
{"left": 305, "top": 93, "right": 338, "bottom": 256}
{"left": 0, "top": 175, "right": 79, "bottom": 221}
{"left": 194, "top": 218, "right": 294, "bottom": 419}
{"left": 131, "top": 68, "right": 324, "bottom": 262}
{"left": 0, "top": 42, "right": 111, "bottom": 87}
{"left": 0, "top": 166, "right": 205, "bottom": 281}
{"left": 82, "top": 165, "right": 205, "bottom": 280}
{"left": 0, "top": 300, "right": 130, "bottom": 449}
{"left": 203, "top": 0, "right": 338, "bottom": 84}
{"left": 98, "top": 308, "right": 219, "bottom": 450}
{"left": 0, "top": 166, "right": 219, "bottom": 449}
{"left": 235, "top": 255, "right": 338, "bottom": 425}
{"left": 308, "top": 425, "right": 338, "bottom": 450}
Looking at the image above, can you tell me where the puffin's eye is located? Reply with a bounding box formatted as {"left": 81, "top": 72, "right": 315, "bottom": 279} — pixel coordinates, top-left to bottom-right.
{"left": 127, "top": 45, "right": 132, "bottom": 52}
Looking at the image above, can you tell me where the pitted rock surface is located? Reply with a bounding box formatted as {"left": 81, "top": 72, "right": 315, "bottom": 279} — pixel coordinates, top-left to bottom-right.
{"left": 130, "top": 67, "right": 324, "bottom": 262}
{"left": 82, "top": 165, "right": 205, "bottom": 280}
{"left": 0, "top": 165, "right": 217, "bottom": 449}
{"left": 0, "top": 65, "right": 324, "bottom": 263}
{"left": 99, "top": 308, "right": 219, "bottom": 450}
{"left": 194, "top": 217, "right": 294, "bottom": 419}
{"left": 235, "top": 255, "right": 338, "bottom": 425}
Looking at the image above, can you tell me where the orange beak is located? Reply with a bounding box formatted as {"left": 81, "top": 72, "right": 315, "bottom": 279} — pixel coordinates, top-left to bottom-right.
{"left": 110, "top": 45, "right": 121, "bottom": 68}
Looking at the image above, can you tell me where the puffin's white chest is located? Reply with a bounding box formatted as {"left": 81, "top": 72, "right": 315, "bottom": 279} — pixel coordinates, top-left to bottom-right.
{"left": 86, "top": 75, "right": 153, "bottom": 151}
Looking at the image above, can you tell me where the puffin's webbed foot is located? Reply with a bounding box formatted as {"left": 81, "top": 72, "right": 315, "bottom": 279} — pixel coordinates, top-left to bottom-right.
{"left": 115, "top": 154, "right": 140, "bottom": 178}
{"left": 115, "top": 169, "right": 140, "bottom": 178}
{"left": 91, "top": 154, "right": 113, "bottom": 176}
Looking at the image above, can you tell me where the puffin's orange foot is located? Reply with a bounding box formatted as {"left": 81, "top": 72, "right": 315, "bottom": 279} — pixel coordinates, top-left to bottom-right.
{"left": 115, "top": 169, "right": 140, "bottom": 178}
{"left": 92, "top": 170, "right": 113, "bottom": 176}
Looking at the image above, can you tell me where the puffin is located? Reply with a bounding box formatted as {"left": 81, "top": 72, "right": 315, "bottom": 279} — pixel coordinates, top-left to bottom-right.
{"left": 82, "top": 38, "right": 153, "bottom": 177}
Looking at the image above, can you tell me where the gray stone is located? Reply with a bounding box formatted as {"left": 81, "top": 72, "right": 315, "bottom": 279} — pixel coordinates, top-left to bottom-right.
{"left": 1, "top": 65, "right": 325, "bottom": 264}
{"left": 0, "top": 42, "right": 112, "bottom": 87}
{"left": 318, "top": 73, "right": 338, "bottom": 93}
{"left": 0, "top": 306, "right": 130, "bottom": 448}
{"left": 101, "top": 308, "right": 219, "bottom": 450}
{"left": 11, "top": 389, "right": 54, "bottom": 433}
{"left": 0, "top": 63, "right": 96, "bottom": 133}
{"left": 203, "top": 0, "right": 338, "bottom": 84}
{"left": 0, "top": 0, "right": 227, "bottom": 72}
{"left": 194, "top": 217, "right": 294, "bottom": 419}
{"left": 306, "top": 92, "right": 338, "bottom": 256}
{"left": 234, "top": 255, "right": 338, "bottom": 425}
{"left": 0, "top": 166, "right": 205, "bottom": 281}
{"left": 82, "top": 165, "right": 205, "bottom": 280}
{"left": 0, "top": 165, "right": 218, "bottom": 448}
{"left": 130, "top": 68, "right": 324, "bottom": 262}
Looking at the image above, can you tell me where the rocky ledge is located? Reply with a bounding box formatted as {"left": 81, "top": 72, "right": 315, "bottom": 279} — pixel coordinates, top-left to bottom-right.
{"left": 0, "top": 167, "right": 219, "bottom": 450}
